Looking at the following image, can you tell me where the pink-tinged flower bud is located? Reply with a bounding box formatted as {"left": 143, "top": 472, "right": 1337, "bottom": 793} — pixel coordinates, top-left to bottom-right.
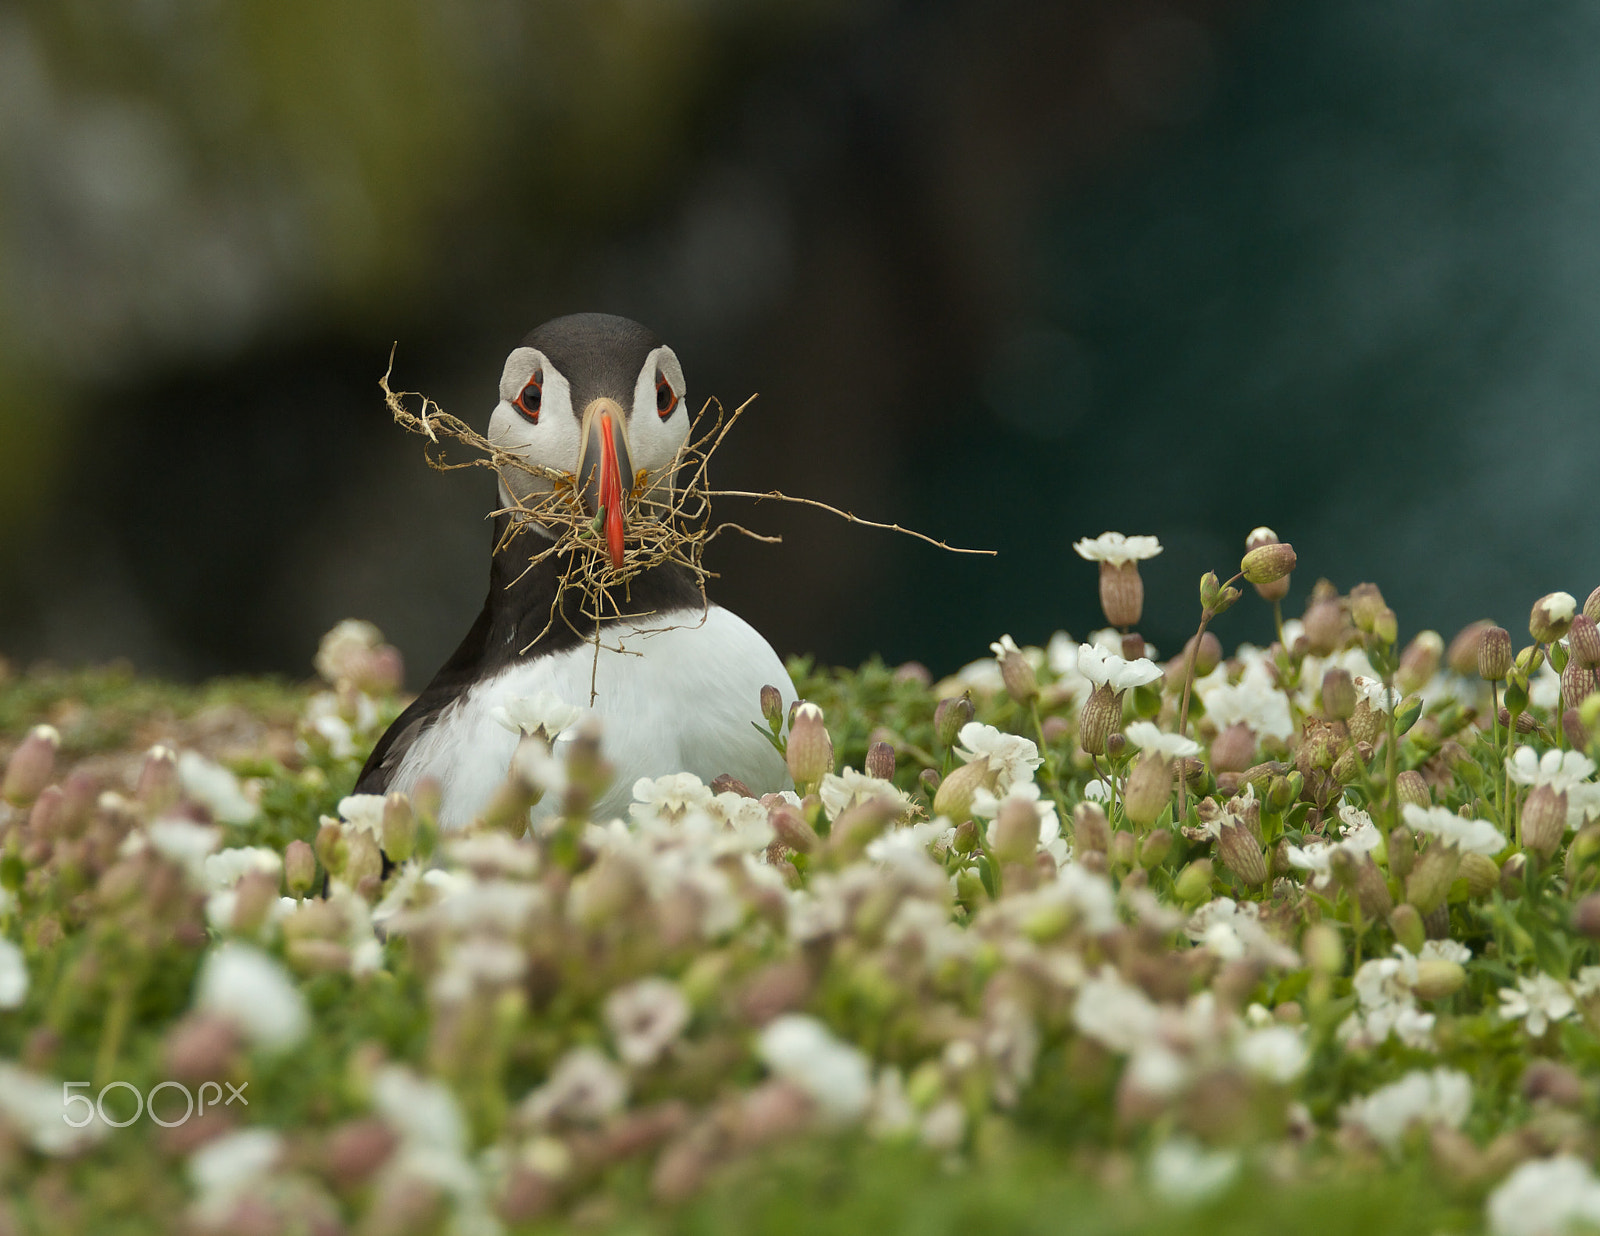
{"left": 1099, "top": 561, "right": 1144, "bottom": 628}
{"left": 134, "top": 745, "right": 180, "bottom": 813}
{"left": 1332, "top": 851, "right": 1394, "bottom": 919}
{"left": 769, "top": 802, "right": 819, "bottom": 853}
{"left": 932, "top": 759, "right": 989, "bottom": 824}
{"left": 1389, "top": 903, "right": 1425, "bottom": 955}
{"left": 1522, "top": 784, "right": 1568, "bottom": 859}
{"left": 865, "top": 741, "right": 896, "bottom": 783}
{"left": 1216, "top": 821, "right": 1268, "bottom": 885}
{"left": 1496, "top": 706, "right": 1538, "bottom": 734}
{"left": 991, "top": 798, "right": 1041, "bottom": 864}
{"left": 164, "top": 1014, "right": 241, "bottom": 1083}
{"left": 991, "top": 636, "right": 1039, "bottom": 704}
{"left": 1405, "top": 844, "right": 1460, "bottom": 915}
{"left": 918, "top": 767, "right": 940, "bottom": 798}
{"left": 1348, "top": 583, "right": 1387, "bottom": 634}
{"left": 1240, "top": 539, "right": 1297, "bottom": 589}
{"left": 1321, "top": 668, "right": 1357, "bottom": 720}
{"left": 2, "top": 724, "right": 59, "bottom": 806}
{"left": 231, "top": 869, "right": 279, "bottom": 934}
{"left": 1173, "top": 857, "right": 1213, "bottom": 904}
{"left": 1123, "top": 753, "right": 1172, "bottom": 828}
{"left": 1078, "top": 684, "right": 1120, "bottom": 756}
{"left": 1522, "top": 1060, "right": 1586, "bottom": 1109}
{"left": 933, "top": 695, "right": 975, "bottom": 748}
{"left": 827, "top": 796, "right": 898, "bottom": 861}
{"left": 1041, "top": 715, "right": 1071, "bottom": 745}
{"left": 1373, "top": 607, "right": 1399, "bottom": 646}
{"left": 324, "top": 1118, "right": 399, "bottom": 1189}
{"left": 1413, "top": 959, "right": 1466, "bottom": 1001}
{"left": 284, "top": 839, "right": 317, "bottom": 897}
{"left": 1397, "top": 631, "right": 1444, "bottom": 694}
{"left": 1478, "top": 626, "right": 1512, "bottom": 681}
{"left": 785, "top": 703, "right": 833, "bottom": 792}
{"left": 1585, "top": 585, "right": 1600, "bottom": 624}
{"left": 1072, "top": 802, "right": 1110, "bottom": 853}
{"left": 1459, "top": 852, "right": 1499, "bottom": 898}
{"left": 1388, "top": 825, "right": 1416, "bottom": 881}
{"left": 1244, "top": 527, "right": 1293, "bottom": 602}
{"left": 314, "top": 821, "right": 346, "bottom": 878}
{"left": 1573, "top": 892, "right": 1600, "bottom": 938}
{"left": 1138, "top": 828, "right": 1173, "bottom": 867}
{"left": 1209, "top": 722, "right": 1256, "bottom": 774}
{"left": 1530, "top": 591, "right": 1577, "bottom": 644}
{"left": 1446, "top": 620, "right": 1495, "bottom": 676}
{"left": 760, "top": 685, "right": 785, "bottom": 730}
{"left": 1303, "top": 598, "right": 1346, "bottom": 655}
{"left": 1395, "top": 771, "right": 1431, "bottom": 810}
{"left": 1568, "top": 615, "right": 1600, "bottom": 669}
{"left": 346, "top": 829, "right": 383, "bottom": 891}
{"left": 381, "top": 792, "right": 416, "bottom": 863}
{"left": 1109, "top": 829, "right": 1137, "bottom": 868}
{"left": 1303, "top": 923, "right": 1343, "bottom": 974}
{"left": 1562, "top": 661, "right": 1597, "bottom": 711}
{"left": 1121, "top": 633, "right": 1146, "bottom": 661}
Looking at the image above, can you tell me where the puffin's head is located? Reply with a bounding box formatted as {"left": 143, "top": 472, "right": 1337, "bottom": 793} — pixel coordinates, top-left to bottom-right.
{"left": 488, "top": 313, "right": 689, "bottom": 570}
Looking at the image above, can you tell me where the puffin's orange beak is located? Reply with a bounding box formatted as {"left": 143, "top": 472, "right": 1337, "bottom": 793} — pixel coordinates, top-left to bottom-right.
{"left": 578, "top": 398, "right": 633, "bottom": 571}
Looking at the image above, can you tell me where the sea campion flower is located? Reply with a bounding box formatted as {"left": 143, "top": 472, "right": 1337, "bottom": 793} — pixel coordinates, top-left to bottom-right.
{"left": 1339, "top": 1068, "right": 1471, "bottom": 1153}
{"left": 604, "top": 977, "right": 691, "bottom": 1068}
{"left": 490, "top": 691, "right": 582, "bottom": 741}
{"left": 1506, "top": 746, "right": 1600, "bottom": 829}
{"left": 1198, "top": 660, "right": 1295, "bottom": 741}
{"left": 820, "top": 768, "right": 915, "bottom": 821}
{"left": 1400, "top": 804, "right": 1506, "bottom": 856}
{"left": 953, "top": 722, "right": 1043, "bottom": 791}
{"left": 1148, "top": 1136, "right": 1241, "bottom": 1205}
{"left": 1074, "top": 532, "right": 1164, "bottom": 568}
{"left": 757, "top": 1014, "right": 873, "bottom": 1123}
{"left": 187, "top": 1127, "right": 284, "bottom": 1224}
{"left": 1124, "top": 721, "right": 1201, "bottom": 760}
{"left": 1075, "top": 534, "right": 1163, "bottom": 629}
{"left": 194, "top": 942, "right": 310, "bottom": 1052}
{"left": 1485, "top": 1155, "right": 1600, "bottom": 1236}
{"left": 1076, "top": 643, "right": 1162, "bottom": 692}
{"left": 1498, "top": 973, "right": 1576, "bottom": 1036}
{"left": 1072, "top": 967, "right": 1162, "bottom": 1053}
{"left": 990, "top": 634, "right": 1039, "bottom": 703}
{"left": 522, "top": 1047, "right": 629, "bottom": 1127}
{"left": 1338, "top": 952, "right": 1436, "bottom": 1050}
{"left": 0, "top": 938, "right": 27, "bottom": 1009}
{"left": 177, "top": 751, "right": 259, "bottom": 824}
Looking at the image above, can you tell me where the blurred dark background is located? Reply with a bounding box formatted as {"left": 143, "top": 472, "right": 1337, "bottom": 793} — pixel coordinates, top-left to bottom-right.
{"left": 3, "top": 0, "right": 1598, "bottom": 686}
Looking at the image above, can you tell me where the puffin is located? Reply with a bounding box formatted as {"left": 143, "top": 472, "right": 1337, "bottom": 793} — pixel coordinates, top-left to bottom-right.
{"left": 355, "top": 313, "right": 796, "bottom": 828}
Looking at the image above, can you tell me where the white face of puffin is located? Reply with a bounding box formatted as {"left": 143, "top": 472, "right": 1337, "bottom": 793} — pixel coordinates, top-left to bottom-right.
{"left": 486, "top": 338, "right": 690, "bottom": 569}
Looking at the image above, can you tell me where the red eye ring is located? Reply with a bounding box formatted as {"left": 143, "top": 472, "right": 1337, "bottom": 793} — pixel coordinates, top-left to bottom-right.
{"left": 515, "top": 373, "right": 542, "bottom": 423}
{"left": 656, "top": 374, "right": 678, "bottom": 420}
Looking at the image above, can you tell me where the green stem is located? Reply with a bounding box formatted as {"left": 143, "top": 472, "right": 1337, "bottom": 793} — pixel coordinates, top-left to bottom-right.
{"left": 1031, "top": 701, "right": 1069, "bottom": 822}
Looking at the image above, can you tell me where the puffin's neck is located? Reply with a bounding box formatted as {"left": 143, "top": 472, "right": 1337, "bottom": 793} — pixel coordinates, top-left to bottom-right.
{"left": 481, "top": 513, "right": 705, "bottom": 658}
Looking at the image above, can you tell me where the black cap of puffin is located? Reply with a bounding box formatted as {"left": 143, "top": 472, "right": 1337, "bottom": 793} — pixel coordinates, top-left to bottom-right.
{"left": 355, "top": 313, "right": 796, "bottom": 829}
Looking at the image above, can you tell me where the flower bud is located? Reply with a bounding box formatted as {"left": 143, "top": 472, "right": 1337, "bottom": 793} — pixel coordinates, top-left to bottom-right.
{"left": 1573, "top": 893, "right": 1600, "bottom": 938}
{"left": 992, "top": 637, "right": 1039, "bottom": 704}
{"left": 1478, "top": 626, "right": 1512, "bottom": 681}
{"left": 1244, "top": 528, "right": 1292, "bottom": 601}
{"left": 1073, "top": 802, "right": 1110, "bottom": 853}
{"left": 933, "top": 759, "right": 989, "bottom": 824}
{"left": 864, "top": 741, "right": 896, "bottom": 783}
{"left": 1496, "top": 706, "right": 1537, "bottom": 735}
{"left": 1078, "top": 684, "right": 1120, "bottom": 756}
{"left": 918, "top": 767, "right": 941, "bottom": 798}
{"left": 1110, "top": 829, "right": 1137, "bottom": 868}
{"left": 1209, "top": 722, "right": 1256, "bottom": 773}
{"left": 1303, "top": 923, "right": 1343, "bottom": 974}
{"left": 1303, "top": 598, "right": 1345, "bottom": 655}
{"left": 1173, "top": 858, "right": 1213, "bottom": 904}
{"left": 760, "top": 685, "right": 785, "bottom": 730}
{"left": 1521, "top": 785, "right": 1568, "bottom": 859}
{"left": 381, "top": 792, "right": 417, "bottom": 864}
{"left": 1349, "top": 583, "right": 1387, "bottom": 633}
{"left": 1397, "top": 631, "right": 1444, "bottom": 695}
{"left": 1240, "top": 540, "right": 1297, "bottom": 589}
{"left": 231, "top": 869, "right": 279, "bottom": 935}
{"left": 135, "top": 745, "right": 180, "bottom": 813}
{"left": 1123, "top": 753, "right": 1172, "bottom": 828}
{"left": 2, "top": 724, "right": 59, "bottom": 806}
{"left": 1446, "top": 620, "right": 1495, "bottom": 676}
{"left": 1333, "top": 851, "right": 1393, "bottom": 919}
{"left": 933, "top": 695, "right": 975, "bottom": 748}
{"left": 1389, "top": 904, "right": 1425, "bottom": 955}
{"left": 285, "top": 839, "right": 317, "bottom": 897}
{"left": 992, "top": 798, "right": 1041, "bottom": 864}
{"left": 768, "top": 802, "right": 819, "bottom": 853}
{"left": 1522, "top": 1060, "right": 1586, "bottom": 1109}
{"left": 1138, "top": 828, "right": 1173, "bottom": 867}
{"left": 952, "top": 818, "right": 981, "bottom": 856}
{"left": 1562, "top": 661, "right": 1597, "bottom": 710}
{"left": 1217, "top": 821, "right": 1268, "bottom": 885}
{"left": 1321, "top": 668, "right": 1357, "bottom": 720}
{"left": 1388, "top": 825, "right": 1416, "bottom": 881}
{"left": 1395, "top": 771, "right": 1431, "bottom": 810}
{"left": 1585, "top": 585, "right": 1600, "bottom": 624}
{"left": 1568, "top": 615, "right": 1600, "bottom": 669}
{"left": 315, "top": 820, "right": 347, "bottom": 880}
{"left": 1456, "top": 851, "right": 1498, "bottom": 898}
{"left": 786, "top": 703, "right": 833, "bottom": 792}
{"left": 1413, "top": 959, "right": 1466, "bottom": 1001}
{"left": 1405, "top": 843, "right": 1461, "bottom": 915}
{"left": 1530, "top": 591, "right": 1577, "bottom": 644}
{"left": 346, "top": 829, "right": 383, "bottom": 890}
{"left": 1373, "top": 607, "right": 1399, "bottom": 646}
{"left": 1100, "top": 561, "right": 1144, "bottom": 628}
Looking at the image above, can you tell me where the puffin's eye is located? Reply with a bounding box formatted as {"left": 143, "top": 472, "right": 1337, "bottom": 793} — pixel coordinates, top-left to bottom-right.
{"left": 656, "top": 373, "right": 678, "bottom": 419}
{"left": 515, "top": 373, "right": 542, "bottom": 423}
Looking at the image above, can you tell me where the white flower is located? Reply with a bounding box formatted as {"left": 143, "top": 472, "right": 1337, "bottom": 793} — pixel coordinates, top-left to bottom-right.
{"left": 1286, "top": 805, "right": 1382, "bottom": 886}
{"left": 757, "top": 1014, "right": 873, "bottom": 1123}
{"left": 1340, "top": 1068, "right": 1472, "bottom": 1153}
{"left": 139, "top": 816, "right": 223, "bottom": 887}
{"left": 442, "top": 831, "right": 540, "bottom": 877}
{"left": 1234, "top": 1024, "right": 1309, "bottom": 1083}
{"left": 1573, "top": 966, "right": 1600, "bottom": 1001}
{"left": 1072, "top": 967, "right": 1162, "bottom": 1053}
{"left": 1084, "top": 778, "right": 1112, "bottom": 801}
{"left": 490, "top": 690, "right": 581, "bottom": 740}
{"left": 1198, "top": 661, "right": 1295, "bottom": 741}
{"left": 1353, "top": 675, "right": 1402, "bottom": 713}
{"left": 1148, "top": 1136, "right": 1240, "bottom": 1205}
{"left": 631, "top": 772, "right": 716, "bottom": 824}
{"left": 974, "top": 780, "right": 1061, "bottom": 850}
{"left": 1401, "top": 803, "right": 1506, "bottom": 856}
{"left": 1185, "top": 899, "right": 1298, "bottom": 968}
{"left": 1487, "top": 1154, "right": 1600, "bottom": 1236}
{"left": 953, "top": 722, "right": 1043, "bottom": 791}
{"left": 0, "top": 1063, "right": 107, "bottom": 1154}
{"left": 373, "top": 1065, "right": 468, "bottom": 1155}
{"left": 177, "top": 751, "right": 258, "bottom": 824}
{"left": 1498, "top": 973, "right": 1576, "bottom": 1037}
{"left": 1338, "top": 953, "right": 1435, "bottom": 1050}
{"left": 1073, "top": 531, "right": 1164, "bottom": 567}
{"left": 204, "top": 846, "right": 283, "bottom": 892}
{"left": 819, "top": 768, "right": 914, "bottom": 821}
{"left": 1076, "top": 643, "right": 1163, "bottom": 691}
{"left": 1506, "top": 747, "right": 1600, "bottom": 828}
{"left": 1123, "top": 721, "right": 1201, "bottom": 760}
{"left": 522, "top": 1047, "right": 629, "bottom": 1127}
{"left": 314, "top": 618, "right": 383, "bottom": 683}
{"left": 188, "top": 1128, "right": 283, "bottom": 1222}
{"left": 0, "top": 938, "right": 26, "bottom": 1009}
{"left": 604, "top": 977, "right": 691, "bottom": 1068}
{"left": 194, "top": 942, "right": 309, "bottom": 1052}
{"left": 337, "top": 794, "right": 387, "bottom": 838}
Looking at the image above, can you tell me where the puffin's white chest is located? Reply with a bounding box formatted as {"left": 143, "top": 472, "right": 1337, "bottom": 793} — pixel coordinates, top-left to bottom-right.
{"left": 390, "top": 605, "right": 795, "bottom": 829}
